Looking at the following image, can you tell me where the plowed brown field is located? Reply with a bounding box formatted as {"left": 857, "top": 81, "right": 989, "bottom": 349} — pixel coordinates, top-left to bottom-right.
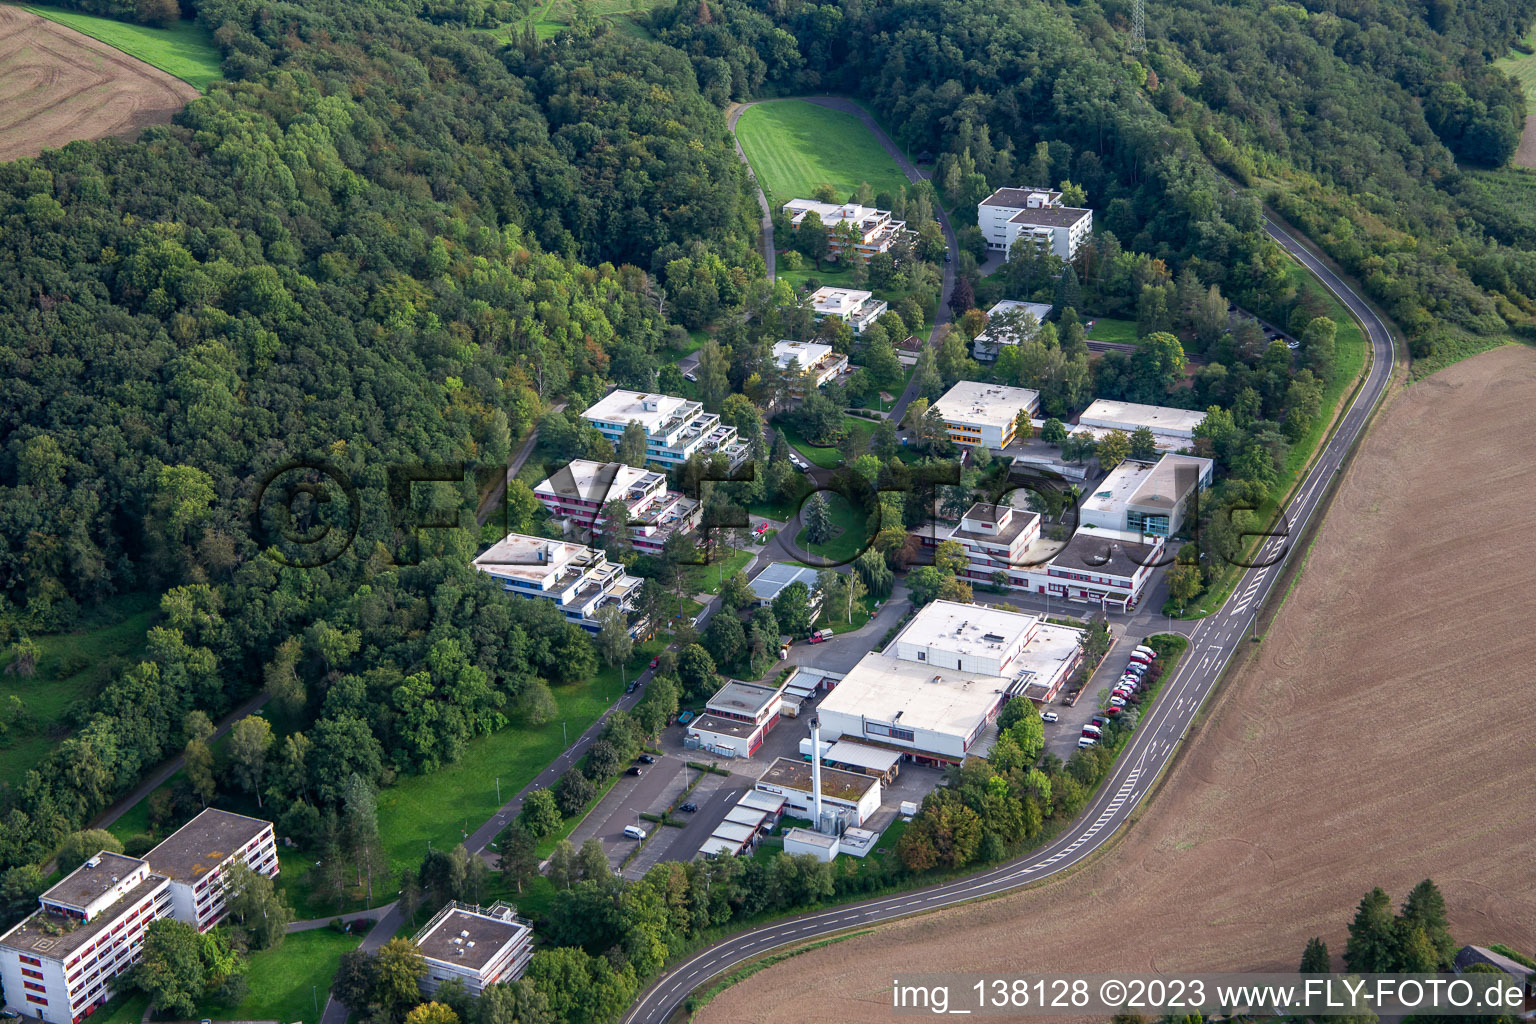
{"left": 701, "top": 344, "right": 1536, "bottom": 1023}
{"left": 0, "top": 6, "right": 196, "bottom": 163}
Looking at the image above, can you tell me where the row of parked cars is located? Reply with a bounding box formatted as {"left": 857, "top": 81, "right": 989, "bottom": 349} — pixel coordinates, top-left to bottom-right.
{"left": 1079, "top": 644, "right": 1157, "bottom": 748}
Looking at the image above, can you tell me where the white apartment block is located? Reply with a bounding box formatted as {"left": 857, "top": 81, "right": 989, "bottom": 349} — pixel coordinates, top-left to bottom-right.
{"left": 413, "top": 902, "right": 534, "bottom": 996}
{"left": 781, "top": 199, "right": 908, "bottom": 263}
{"left": 1080, "top": 454, "right": 1214, "bottom": 538}
{"left": 929, "top": 503, "right": 1044, "bottom": 584}
{"left": 979, "top": 187, "right": 1093, "bottom": 261}
{"left": 148, "top": 809, "right": 278, "bottom": 933}
{"left": 931, "top": 381, "right": 1040, "bottom": 449}
{"left": 808, "top": 286, "right": 888, "bottom": 334}
{"left": 472, "top": 533, "right": 641, "bottom": 634}
{"left": 580, "top": 390, "right": 748, "bottom": 469}
{"left": 1076, "top": 399, "right": 1207, "bottom": 452}
{"left": 1, "top": 810, "right": 279, "bottom": 1024}
{"left": 816, "top": 601, "right": 1084, "bottom": 762}
{"left": 0, "top": 854, "right": 173, "bottom": 1024}
{"left": 533, "top": 460, "right": 700, "bottom": 555}
{"left": 971, "top": 300, "right": 1053, "bottom": 362}
{"left": 773, "top": 340, "right": 848, "bottom": 396}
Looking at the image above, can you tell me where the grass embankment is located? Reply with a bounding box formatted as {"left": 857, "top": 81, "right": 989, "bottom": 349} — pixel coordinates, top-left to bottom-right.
{"left": 1496, "top": 29, "right": 1536, "bottom": 115}
{"left": 0, "top": 593, "right": 159, "bottom": 783}
{"left": 736, "top": 100, "right": 910, "bottom": 207}
{"left": 25, "top": 6, "right": 222, "bottom": 90}
{"left": 775, "top": 417, "right": 877, "bottom": 471}
{"left": 1177, "top": 253, "right": 1368, "bottom": 618}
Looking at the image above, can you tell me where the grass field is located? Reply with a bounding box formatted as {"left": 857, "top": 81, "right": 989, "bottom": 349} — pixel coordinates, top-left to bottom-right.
{"left": 195, "top": 929, "right": 359, "bottom": 1023}
{"left": 1496, "top": 30, "right": 1536, "bottom": 114}
{"left": 25, "top": 6, "right": 222, "bottom": 90}
{"left": 793, "top": 493, "right": 870, "bottom": 565}
{"left": 1177, "top": 254, "right": 1368, "bottom": 617}
{"left": 736, "top": 100, "right": 911, "bottom": 207}
{"left": 0, "top": 592, "right": 159, "bottom": 784}
{"left": 1085, "top": 316, "right": 1139, "bottom": 345}
{"left": 681, "top": 546, "right": 754, "bottom": 596}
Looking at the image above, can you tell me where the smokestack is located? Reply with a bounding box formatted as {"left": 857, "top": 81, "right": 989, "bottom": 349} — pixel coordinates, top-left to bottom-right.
{"left": 810, "top": 715, "right": 823, "bottom": 828}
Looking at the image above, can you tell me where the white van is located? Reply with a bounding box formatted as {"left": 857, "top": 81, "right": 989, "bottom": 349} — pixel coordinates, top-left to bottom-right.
{"left": 1077, "top": 736, "right": 1097, "bottom": 748}
{"left": 622, "top": 825, "right": 648, "bottom": 841}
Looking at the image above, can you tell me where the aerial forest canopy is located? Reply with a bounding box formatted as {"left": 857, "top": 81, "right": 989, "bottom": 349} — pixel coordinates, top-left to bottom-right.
{"left": 652, "top": 0, "right": 1536, "bottom": 356}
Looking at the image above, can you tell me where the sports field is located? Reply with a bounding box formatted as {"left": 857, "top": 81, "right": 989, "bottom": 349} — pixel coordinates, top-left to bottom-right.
{"left": 735, "top": 100, "right": 911, "bottom": 207}
{"left": 23, "top": 5, "right": 221, "bottom": 89}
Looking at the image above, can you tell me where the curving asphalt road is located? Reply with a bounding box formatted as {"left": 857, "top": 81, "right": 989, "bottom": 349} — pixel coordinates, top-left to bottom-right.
{"left": 620, "top": 215, "right": 1398, "bottom": 1024}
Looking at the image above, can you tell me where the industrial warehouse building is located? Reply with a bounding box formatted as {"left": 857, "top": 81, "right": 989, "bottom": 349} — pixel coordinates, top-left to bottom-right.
{"left": 754, "top": 756, "right": 883, "bottom": 826}
{"left": 814, "top": 601, "right": 1084, "bottom": 765}
{"left": 1080, "top": 453, "right": 1214, "bottom": 538}
{"left": 1076, "top": 399, "right": 1207, "bottom": 452}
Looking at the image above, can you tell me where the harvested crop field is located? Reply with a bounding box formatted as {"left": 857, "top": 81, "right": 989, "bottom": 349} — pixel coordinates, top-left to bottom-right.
{"left": 701, "top": 344, "right": 1536, "bottom": 1023}
{"left": 0, "top": 6, "right": 198, "bottom": 163}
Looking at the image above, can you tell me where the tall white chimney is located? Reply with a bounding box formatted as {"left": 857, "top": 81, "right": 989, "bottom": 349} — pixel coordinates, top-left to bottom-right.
{"left": 810, "top": 715, "right": 823, "bottom": 828}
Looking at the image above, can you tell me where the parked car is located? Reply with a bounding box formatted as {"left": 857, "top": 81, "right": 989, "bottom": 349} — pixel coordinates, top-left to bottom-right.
{"left": 627, "top": 766, "right": 644, "bottom": 776}
{"left": 1091, "top": 716, "right": 1106, "bottom": 727}
{"left": 1108, "top": 696, "right": 1127, "bottom": 708}
{"left": 1040, "top": 711, "right": 1059, "bottom": 723}
{"left": 754, "top": 522, "right": 770, "bottom": 535}
{"left": 623, "top": 825, "right": 648, "bottom": 840}
{"left": 1103, "top": 706, "right": 1122, "bottom": 716}
{"left": 1077, "top": 736, "right": 1097, "bottom": 748}
{"left": 649, "top": 657, "right": 659, "bottom": 669}
{"left": 809, "top": 628, "right": 834, "bottom": 643}
{"left": 1129, "top": 653, "right": 1153, "bottom": 667}
{"left": 678, "top": 802, "right": 698, "bottom": 813}
{"left": 637, "top": 754, "right": 656, "bottom": 764}
{"left": 683, "top": 371, "right": 698, "bottom": 382}
{"left": 625, "top": 681, "right": 638, "bottom": 694}
{"left": 1134, "top": 645, "right": 1157, "bottom": 659}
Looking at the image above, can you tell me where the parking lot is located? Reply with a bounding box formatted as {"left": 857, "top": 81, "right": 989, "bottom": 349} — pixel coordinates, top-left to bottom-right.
{"left": 1042, "top": 633, "right": 1157, "bottom": 759}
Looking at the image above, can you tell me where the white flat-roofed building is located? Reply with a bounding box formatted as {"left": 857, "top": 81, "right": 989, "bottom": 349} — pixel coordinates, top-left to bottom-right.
{"left": 685, "top": 677, "right": 793, "bottom": 758}
{"left": 931, "top": 381, "right": 1040, "bottom": 449}
{"left": 472, "top": 533, "right": 641, "bottom": 635}
{"left": 820, "top": 740, "right": 903, "bottom": 782}
{"left": 782, "top": 828, "right": 840, "bottom": 862}
{"left": 0, "top": 854, "right": 174, "bottom": 1024}
{"left": 809, "top": 287, "right": 888, "bottom": 334}
{"left": 147, "top": 808, "right": 278, "bottom": 933}
{"left": 782, "top": 199, "right": 908, "bottom": 263}
{"left": 815, "top": 601, "right": 1083, "bottom": 763}
{"left": 972, "top": 300, "right": 1054, "bottom": 362}
{"left": 979, "top": 187, "right": 1093, "bottom": 261}
{"left": 754, "top": 757, "right": 882, "bottom": 825}
{"left": 747, "top": 562, "right": 823, "bottom": 614}
{"left": 413, "top": 901, "right": 533, "bottom": 996}
{"left": 1041, "top": 527, "right": 1163, "bottom": 611}
{"left": 920, "top": 502, "right": 1044, "bottom": 587}
{"left": 581, "top": 389, "right": 748, "bottom": 468}
{"left": 533, "top": 460, "right": 700, "bottom": 554}
{"left": 1076, "top": 400, "right": 1207, "bottom": 451}
{"left": 1080, "top": 454, "right": 1213, "bottom": 538}
{"left": 773, "top": 340, "right": 849, "bottom": 395}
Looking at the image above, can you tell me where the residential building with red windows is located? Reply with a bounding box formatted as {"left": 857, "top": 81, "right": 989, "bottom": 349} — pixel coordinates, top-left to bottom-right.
{"left": 145, "top": 808, "right": 279, "bottom": 933}
{"left": 532, "top": 460, "right": 700, "bottom": 554}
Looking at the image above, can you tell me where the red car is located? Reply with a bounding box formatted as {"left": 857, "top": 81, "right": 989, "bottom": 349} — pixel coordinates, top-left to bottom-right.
{"left": 649, "top": 658, "right": 659, "bottom": 669}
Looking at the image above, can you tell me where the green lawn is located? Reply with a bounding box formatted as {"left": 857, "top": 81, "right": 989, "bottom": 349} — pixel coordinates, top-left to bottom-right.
{"left": 25, "top": 6, "right": 222, "bottom": 91}
{"left": 484, "top": 0, "right": 662, "bottom": 40}
{"left": 1, "top": 592, "right": 159, "bottom": 784}
{"left": 82, "top": 990, "right": 149, "bottom": 1024}
{"left": 680, "top": 546, "right": 754, "bottom": 596}
{"left": 794, "top": 493, "right": 870, "bottom": 565}
{"left": 1496, "top": 29, "right": 1536, "bottom": 115}
{"left": 775, "top": 420, "right": 842, "bottom": 470}
{"left": 816, "top": 592, "right": 879, "bottom": 634}
{"left": 736, "top": 100, "right": 911, "bottom": 207}
{"left": 196, "top": 928, "right": 359, "bottom": 1024}
{"left": 376, "top": 645, "right": 660, "bottom": 875}
{"left": 1084, "top": 316, "right": 1140, "bottom": 345}
{"left": 1177, "top": 254, "right": 1369, "bottom": 617}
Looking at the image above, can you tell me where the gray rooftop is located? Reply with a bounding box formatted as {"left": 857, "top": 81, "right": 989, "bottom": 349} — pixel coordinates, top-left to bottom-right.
{"left": 982, "top": 187, "right": 1062, "bottom": 209}
{"left": 1052, "top": 531, "right": 1160, "bottom": 577}
{"left": 147, "top": 808, "right": 272, "bottom": 883}
{"left": 416, "top": 906, "right": 529, "bottom": 972}
{"left": 748, "top": 562, "right": 821, "bottom": 602}
{"left": 42, "top": 852, "right": 147, "bottom": 910}
{"left": 1009, "top": 205, "right": 1092, "bottom": 228}
{"left": 1, "top": 874, "right": 168, "bottom": 961}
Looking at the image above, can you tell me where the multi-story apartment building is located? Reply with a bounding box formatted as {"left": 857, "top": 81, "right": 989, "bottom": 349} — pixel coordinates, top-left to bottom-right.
{"left": 808, "top": 287, "right": 888, "bottom": 335}
{"left": 970, "top": 300, "right": 1053, "bottom": 362}
{"left": 781, "top": 199, "right": 908, "bottom": 263}
{"left": 773, "top": 340, "right": 848, "bottom": 396}
{"left": 927, "top": 503, "right": 1044, "bottom": 586}
{"left": 472, "top": 533, "right": 642, "bottom": 635}
{"left": 581, "top": 390, "right": 748, "bottom": 469}
{"left": 0, "top": 854, "right": 174, "bottom": 1024}
{"left": 145, "top": 809, "right": 279, "bottom": 933}
{"left": 413, "top": 902, "right": 534, "bottom": 997}
{"left": 533, "top": 460, "right": 700, "bottom": 554}
{"left": 930, "top": 381, "right": 1040, "bottom": 449}
{"left": 978, "top": 187, "right": 1093, "bottom": 261}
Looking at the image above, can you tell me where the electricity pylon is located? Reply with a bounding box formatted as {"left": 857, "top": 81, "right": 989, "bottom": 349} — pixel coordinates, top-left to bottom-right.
{"left": 1131, "top": 0, "right": 1145, "bottom": 52}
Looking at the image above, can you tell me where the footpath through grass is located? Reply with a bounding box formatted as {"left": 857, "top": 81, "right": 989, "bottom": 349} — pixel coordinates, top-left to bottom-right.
{"left": 25, "top": 6, "right": 222, "bottom": 91}
{"left": 736, "top": 100, "right": 910, "bottom": 207}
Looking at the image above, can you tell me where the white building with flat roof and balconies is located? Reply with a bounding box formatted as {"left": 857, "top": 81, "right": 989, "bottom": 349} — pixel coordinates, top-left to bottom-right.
{"left": 533, "top": 460, "right": 700, "bottom": 554}
{"left": 1076, "top": 400, "right": 1207, "bottom": 451}
{"left": 971, "top": 300, "right": 1053, "bottom": 362}
{"left": 917, "top": 502, "right": 1044, "bottom": 590}
{"left": 580, "top": 389, "right": 748, "bottom": 468}
{"left": 773, "top": 339, "right": 849, "bottom": 395}
{"left": 979, "top": 187, "right": 1094, "bottom": 261}
{"left": 414, "top": 902, "right": 534, "bottom": 996}
{"left": 0, "top": 854, "right": 174, "bottom": 1024}
{"left": 146, "top": 808, "right": 278, "bottom": 932}
{"left": 472, "top": 533, "right": 641, "bottom": 635}
{"left": 781, "top": 199, "right": 909, "bottom": 264}
{"left": 931, "top": 381, "right": 1040, "bottom": 449}
{"left": 814, "top": 601, "right": 1083, "bottom": 764}
{"left": 808, "top": 287, "right": 888, "bottom": 334}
